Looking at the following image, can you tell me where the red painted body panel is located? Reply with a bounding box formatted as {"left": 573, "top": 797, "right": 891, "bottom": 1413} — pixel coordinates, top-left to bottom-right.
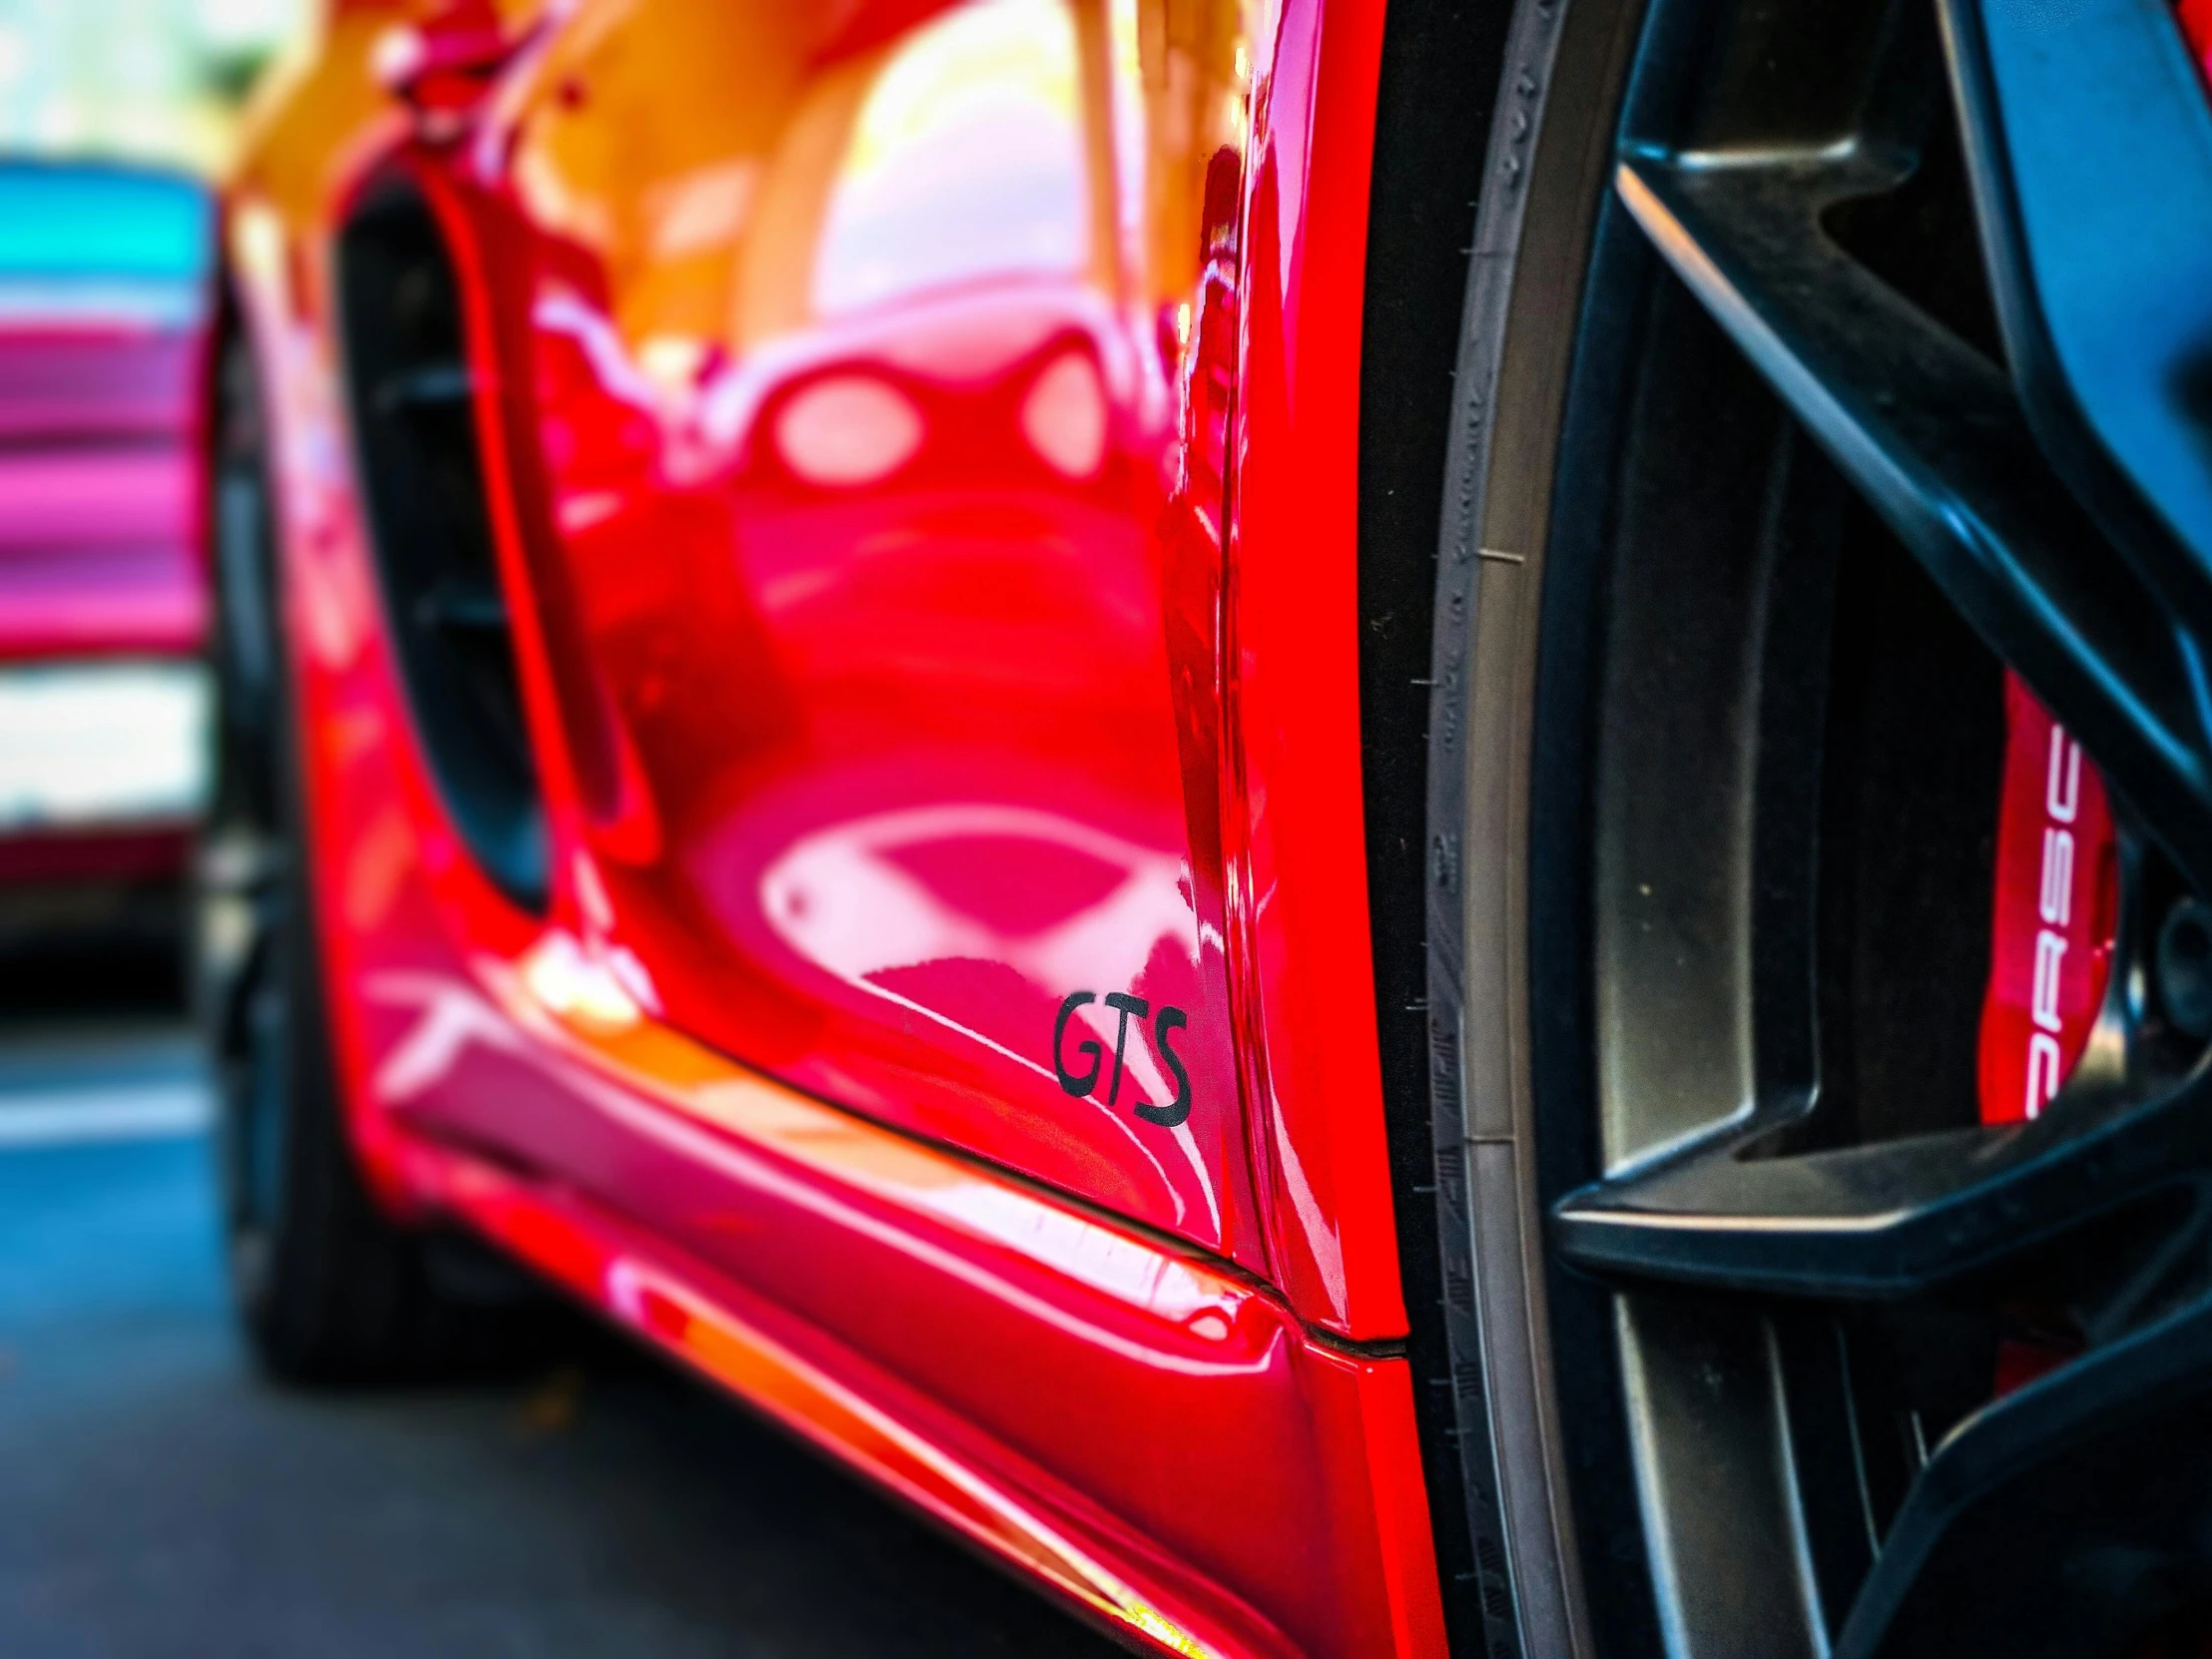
{"left": 225, "top": 0, "right": 1440, "bottom": 1651}
{"left": 378, "top": 959, "right": 1438, "bottom": 1658}
{"left": 440, "top": 0, "right": 1274, "bottom": 1269}
{"left": 1227, "top": 0, "right": 1405, "bottom": 1338}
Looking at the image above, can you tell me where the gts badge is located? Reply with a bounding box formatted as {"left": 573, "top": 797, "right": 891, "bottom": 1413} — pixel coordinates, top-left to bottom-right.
{"left": 1053, "top": 991, "right": 1192, "bottom": 1129}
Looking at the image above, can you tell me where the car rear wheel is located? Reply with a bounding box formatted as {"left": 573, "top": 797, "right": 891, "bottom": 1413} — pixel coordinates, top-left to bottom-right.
{"left": 1388, "top": 0, "right": 2212, "bottom": 1652}
{"left": 197, "top": 323, "right": 531, "bottom": 1383}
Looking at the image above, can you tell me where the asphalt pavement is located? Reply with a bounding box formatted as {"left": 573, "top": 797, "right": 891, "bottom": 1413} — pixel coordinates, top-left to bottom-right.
{"left": 0, "top": 1005, "right": 1126, "bottom": 1659}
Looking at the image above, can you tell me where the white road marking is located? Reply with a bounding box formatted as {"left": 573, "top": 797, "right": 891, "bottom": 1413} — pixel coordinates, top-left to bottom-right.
{"left": 0, "top": 1081, "right": 211, "bottom": 1148}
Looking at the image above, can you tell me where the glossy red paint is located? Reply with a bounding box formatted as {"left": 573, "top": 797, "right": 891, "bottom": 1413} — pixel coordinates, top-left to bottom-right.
{"left": 1226, "top": 0, "right": 1404, "bottom": 1339}
{"left": 2180, "top": 0, "right": 2212, "bottom": 85}
{"left": 226, "top": 0, "right": 1441, "bottom": 1651}
{"left": 379, "top": 956, "right": 1440, "bottom": 1658}
{"left": 429, "top": 0, "right": 1279, "bottom": 1273}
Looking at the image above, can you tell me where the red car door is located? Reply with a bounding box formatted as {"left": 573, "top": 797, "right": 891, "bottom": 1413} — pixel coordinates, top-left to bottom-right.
{"left": 423, "top": 0, "right": 1270, "bottom": 1266}
{"left": 224, "top": 2, "right": 1441, "bottom": 1649}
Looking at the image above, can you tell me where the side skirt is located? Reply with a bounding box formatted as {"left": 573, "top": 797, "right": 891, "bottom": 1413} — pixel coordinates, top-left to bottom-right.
{"left": 372, "top": 957, "right": 1444, "bottom": 1659}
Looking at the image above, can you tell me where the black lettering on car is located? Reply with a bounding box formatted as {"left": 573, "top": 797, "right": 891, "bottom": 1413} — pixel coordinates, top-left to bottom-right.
{"left": 1101, "top": 992, "right": 1150, "bottom": 1104}
{"left": 1136, "top": 1006, "right": 1192, "bottom": 1128}
{"left": 1053, "top": 990, "right": 1102, "bottom": 1097}
{"left": 1056, "top": 989, "right": 1192, "bottom": 1127}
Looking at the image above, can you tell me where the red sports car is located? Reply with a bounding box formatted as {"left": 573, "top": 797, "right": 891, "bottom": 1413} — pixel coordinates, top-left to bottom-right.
{"left": 205, "top": 0, "right": 2212, "bottom": 1653}
{"left": 0, "top": 160, "right": 211, "bottom": 937}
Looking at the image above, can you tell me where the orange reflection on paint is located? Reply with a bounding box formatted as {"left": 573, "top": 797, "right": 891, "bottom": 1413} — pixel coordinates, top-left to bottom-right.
{"left": 483, "top": 0, "right": 1264, "bottom": 1266}
{"left": 414, "top": 1135, "right": 1224, "bottom": 1659}
{"left": 495, "top": 928, "right": 1256, "bottom": 1355}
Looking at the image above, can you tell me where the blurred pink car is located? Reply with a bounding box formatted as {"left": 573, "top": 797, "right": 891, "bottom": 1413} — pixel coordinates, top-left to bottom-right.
{"left": 0, "top": 161, "right": 211, "bottom": 913}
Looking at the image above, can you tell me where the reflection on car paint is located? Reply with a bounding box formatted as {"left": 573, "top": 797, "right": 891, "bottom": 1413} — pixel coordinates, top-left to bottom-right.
{"left": 361, "top": 927, "right": 1433, "bottom": 1655}
{"left": 444, "top": 0, "right": 1264, "bottom": 1261}
{"left": 759, "top": 799, "right": 1217, "bottom": 1220}
{"left": 223, "top": 0, "right": 1449, "bottom": 1647}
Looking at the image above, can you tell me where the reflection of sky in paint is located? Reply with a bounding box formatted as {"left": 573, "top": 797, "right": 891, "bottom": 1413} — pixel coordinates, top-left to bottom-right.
{"left": 814, "top": 0, "right": 1086, "bottom": 317}
{"left": 0, "top": 0, "right": 305, "bottom": 176}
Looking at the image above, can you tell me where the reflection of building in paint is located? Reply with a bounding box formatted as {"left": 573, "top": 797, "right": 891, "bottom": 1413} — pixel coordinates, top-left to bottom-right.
{"left": 814, "top": 0, "right": 1088, "bottom": 317}
{"left": 486, "top": 0, "right": 1254, "bottom": 1254}
{"left": 775, "top": 373, "right": 924, "bottom": 487}
{"left": 0, "top": 0, "right": 306, "bottom": 175}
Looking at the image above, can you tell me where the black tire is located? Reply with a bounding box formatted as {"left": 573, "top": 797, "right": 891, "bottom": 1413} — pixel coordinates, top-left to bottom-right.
{"left": 198, "top": 321, "right": 532, "bottom": 1383}
{"left": 1415, "top": 1, "right": 1633, "bottom": 1649}
{"left": 1364, "top": 0, "right": 1638, "bottom": 1647}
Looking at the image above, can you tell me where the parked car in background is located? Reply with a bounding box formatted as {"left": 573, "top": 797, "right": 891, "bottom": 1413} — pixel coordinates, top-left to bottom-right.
{"left": 0, "top": 160, "right": 211, "bottom": 960}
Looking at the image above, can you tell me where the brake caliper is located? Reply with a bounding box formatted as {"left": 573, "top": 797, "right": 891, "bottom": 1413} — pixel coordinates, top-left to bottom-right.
{"left": 2180, "top": 0, "right": 2212, "bottom": 86}
{"left": 1976, "top": 673, "right": 2119, "bottom": 1124}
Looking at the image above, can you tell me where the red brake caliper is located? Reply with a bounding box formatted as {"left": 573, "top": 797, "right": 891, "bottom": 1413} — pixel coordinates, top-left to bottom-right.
{"left": 2181, "top": 0, "right": 2212, "bottom": 84}
{"left": 1976, "top": 672, "right": 2119, "bottom": 1126}
{"left": 1977, "top": 0, "right": 2209, "bottom": 1121}
{"left": 1977, "top": 675, "right": 2120, "bottom": 1394}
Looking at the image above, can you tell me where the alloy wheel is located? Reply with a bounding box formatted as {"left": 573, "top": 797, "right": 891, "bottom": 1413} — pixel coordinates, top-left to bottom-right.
{"left": 1417, "top": 0, "right": 2212, "bottom": 1652}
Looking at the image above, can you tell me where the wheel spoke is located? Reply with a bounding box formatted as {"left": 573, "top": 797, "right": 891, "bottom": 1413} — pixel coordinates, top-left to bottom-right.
{"left": 1615, "top": 148, "right": 2212, "bottom": 893}
{"left": 198, "top": 827, "right": 285, "bottom": 899}
{"left": 1518, "top": 0, "right": 2212, "bottom": 1649}
{"left": 1557, "top": 820, "right": 2191, "bottom": 1298}
{"left": 1939, "top": 0, "right": 2212, "bottom": 643}
{"left": 194, "top": 827, "right": 285, "bottom": 1046}
{"left": 1553, "top": 1061, "right": 2212, "bottom": 1295}
{"left": 1835, "top": 1291, "right": 2212, "bottom": 1657}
